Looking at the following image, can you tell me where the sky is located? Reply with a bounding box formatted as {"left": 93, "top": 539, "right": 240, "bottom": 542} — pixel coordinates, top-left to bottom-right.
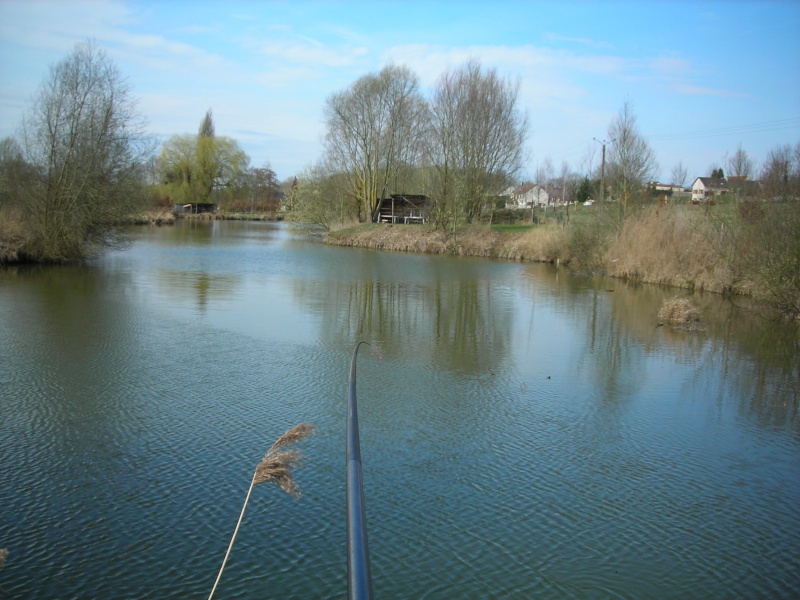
{"left": 1, "top": 0, "right": 799, "bottom": 184}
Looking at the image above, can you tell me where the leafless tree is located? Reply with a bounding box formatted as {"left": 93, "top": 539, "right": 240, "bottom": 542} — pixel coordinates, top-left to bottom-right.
{"left": 606, "top": 99, "right": 658, "bottom": 220}
{"left": 429, "top": 59, "right": 528, "bottom": 226}
{"left": 537, "top": 157, "right": 554, "bottom": 189}
{"left": 19, "top": 40, "right": 154, "bottom": 261}
{"left": 726, "top": 143, "right": 754, "bottom": 180}
{"left": 324, "top": 65, "right": 428, "bottom": 221}
{"left": 760, "top": 143, "right": 795, "bottom": 200}
{"left": 580, "top": 143, "right": 598, "bottom": 179}
{"left": 670, "top": 160, "right": 688, "bottom": 188}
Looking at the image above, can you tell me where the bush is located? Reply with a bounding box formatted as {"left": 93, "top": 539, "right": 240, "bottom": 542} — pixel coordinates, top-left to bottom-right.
{"left": 562, "top": 216, "right": 612, "bottom": 270}
{"left": 746, "top": 202, "right": 800, "bottom": 316}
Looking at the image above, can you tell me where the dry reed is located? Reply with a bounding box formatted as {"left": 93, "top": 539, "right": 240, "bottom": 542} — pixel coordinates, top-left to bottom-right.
{"left": 0, "top": 548, "right": 6, "bottom": 568}
{"left": 208, "top": 423, "right": 316, "bottom": 599}
{"left": 252, "top": 423, "right": 316, "bottom": 496}
{"left": 658, "top": 297, "right": 702, "bottom": 330}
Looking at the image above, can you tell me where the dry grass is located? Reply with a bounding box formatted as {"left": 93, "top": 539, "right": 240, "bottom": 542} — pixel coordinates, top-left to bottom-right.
{"left": 503, "top": 226, "right": 566, "bottom": 262}
{"left": 124, "top": 209, "right": 176, "bottom": 226}
{"left": 605, "top": 205, "right": 745, "bottom": 294}
{"left": 0, "top": 547, "right": 6, "bottom": 568}
{"left": 0, "top": 207, "right": 31, "bottom": 263}
{"left": 658, "top": 297, "right": 702, "bottom": 330}
{"left": 325, "top": 222, "right": 566, "bottom": 263}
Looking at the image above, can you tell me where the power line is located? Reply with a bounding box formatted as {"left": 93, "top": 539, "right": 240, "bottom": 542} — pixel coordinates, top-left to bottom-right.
{"left": 647, "top": 117, "right": 800, "bottom": 142}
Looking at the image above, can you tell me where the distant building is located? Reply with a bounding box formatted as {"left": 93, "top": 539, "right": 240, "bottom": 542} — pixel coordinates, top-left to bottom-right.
{"left": 648, "top": 182, "right": 685, "bottom": 193}
{"left": 691, "top": 177, "right": 760, "bottom": 203}
{"left": 509, "top": 183, "right": 548, "bottom": 209}
{"left": 691, "top": 177, "right": 729, "bottom": 203}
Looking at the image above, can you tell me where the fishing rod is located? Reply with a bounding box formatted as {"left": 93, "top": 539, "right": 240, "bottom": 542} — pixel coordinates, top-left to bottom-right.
{"left": 347, "top": 341, "right": 377, "bottom": 600}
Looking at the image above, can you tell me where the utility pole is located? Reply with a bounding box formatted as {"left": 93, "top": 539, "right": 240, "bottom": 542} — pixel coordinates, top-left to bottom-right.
{"left": 594, "top": 138, "right": 612, "bottom": 216}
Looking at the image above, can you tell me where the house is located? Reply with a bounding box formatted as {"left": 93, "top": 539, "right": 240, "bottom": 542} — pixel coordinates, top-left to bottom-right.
{"left": 727, "top": 177, "right": 761, "bottom": 199}
{"left": 376, "top": 194, "right": 430, "bottom": 223}
{"left": 509, "top": 183, "right": 548, "bottom": 209}
{"left": 648, "top": 182, "right": 685, "bottom": 194}
{"left": 691, "top": 177, "right": 729, "bottom": 203}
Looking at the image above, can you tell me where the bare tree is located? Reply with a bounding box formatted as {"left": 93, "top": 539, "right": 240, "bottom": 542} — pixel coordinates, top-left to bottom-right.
{"left": 429, "top": 59, "right": 528, "bottom": 226}
{"left": 726, "top": 144, "right": 754, "bottom": 180}
{"left": 559, "top": 160, "right": 572, "bottom": 222}
{"left": 19, "top": 40, "right": 153, "bottom": 261}
{"left": 760, "top": 144, "right": 793, "bottom": 200}
{"left": 606, "top": 99, "right": 658, "bottom": 220}
{"left": 536, "top": 157, "right": 555, "bottom": 213}
{"left": 670, "top": 160, "right": 688, "bottom": 188}
{"left": 324, "top": 65, "right": 428, "bottom": 222}
{"left": 579, "top": 143, "right": 597, "bottom": 179}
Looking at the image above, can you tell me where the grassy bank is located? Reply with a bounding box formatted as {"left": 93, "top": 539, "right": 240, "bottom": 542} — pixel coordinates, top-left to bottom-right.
{"left": 325, "top": 202, "right": 800, "bottom": 316}
{"left": 325, "top": 221, "right": 568, "bottom": 262}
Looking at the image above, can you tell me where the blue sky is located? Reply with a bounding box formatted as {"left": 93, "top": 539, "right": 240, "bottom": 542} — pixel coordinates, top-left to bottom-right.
{"left": 1, "top": 0, "right": 799, "bottom": 183}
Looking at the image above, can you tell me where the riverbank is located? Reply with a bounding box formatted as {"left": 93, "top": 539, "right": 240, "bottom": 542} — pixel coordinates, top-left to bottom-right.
{"left": 178, "top": 211, "right": 283, "bottom": 221}
{"left": 324, "top": 222, "right": 564, "bottom": 261}
{"left": 324, "top": 203, "right": 800, "bottom": 317}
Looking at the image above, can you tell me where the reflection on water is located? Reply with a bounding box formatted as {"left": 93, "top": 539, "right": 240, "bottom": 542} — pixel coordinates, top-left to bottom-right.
{"left": 1, "top": 220, "right": 798, "bottom": 599}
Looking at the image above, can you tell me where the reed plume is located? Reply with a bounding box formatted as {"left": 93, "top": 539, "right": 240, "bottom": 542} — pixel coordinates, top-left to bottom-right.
{"left": 253, "top": 423, "right": 316, "bottom": 495}
{"left": 208, "top": 423, "right": 316, "bottom": 599}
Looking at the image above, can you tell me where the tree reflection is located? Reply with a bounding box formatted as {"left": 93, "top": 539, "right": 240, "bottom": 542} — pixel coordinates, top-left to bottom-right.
{"left": 290, "top": 258, "right": 515, "bottom": 375}
{"left": 527, "top": 263, "right": 798, "bottom": 431}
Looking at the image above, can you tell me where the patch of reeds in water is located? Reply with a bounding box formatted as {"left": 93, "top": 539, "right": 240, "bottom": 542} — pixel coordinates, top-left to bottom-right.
{"left": 658, "top": 297, "right": 703, "bottom": 330}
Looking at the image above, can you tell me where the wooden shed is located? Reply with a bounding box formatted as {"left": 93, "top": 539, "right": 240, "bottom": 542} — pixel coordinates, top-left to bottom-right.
{"left": 376, "top": 194, "right": 430, "bottom": 223}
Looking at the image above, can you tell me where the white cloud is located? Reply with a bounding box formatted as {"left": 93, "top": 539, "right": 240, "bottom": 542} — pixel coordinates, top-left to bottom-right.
{"left": 256, "top": 41, "right": 368, "bottom": 68}
{"left": 543, "top": 33, "right": 614, "bottom": 50}
{"left": 671, "top": 83, "right": 745, "bottom": 98}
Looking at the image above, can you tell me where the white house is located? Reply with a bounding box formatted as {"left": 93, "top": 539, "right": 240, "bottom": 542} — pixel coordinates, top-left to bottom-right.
{"left": 509, "top": 183, "right": 548, "bottom": 209}
{"left": 691, "top": 177, "right": 729, "bottom": 203}
{"left": 648, "top": 182, "right": 685, "bottom": 193}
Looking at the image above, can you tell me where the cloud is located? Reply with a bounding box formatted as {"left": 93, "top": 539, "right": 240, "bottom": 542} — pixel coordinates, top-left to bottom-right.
{"left": 543, "top": 33, "right": 613, "bottom": 50}
{"left": 0, "top": 0, "right": 135, "bottom": 51}
{"left": 671, "top": 83, "right": 745, "bottom": 98}
{"left": 256, "top": 41, "right": 368, "bottom": 68}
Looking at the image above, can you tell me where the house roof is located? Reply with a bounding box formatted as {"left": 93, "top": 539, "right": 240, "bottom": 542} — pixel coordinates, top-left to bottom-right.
{"left": 513, "top": 183, "right": 536, "bottom": 195}
{"left": 694, "top": 177, "right": 728, "bottom": 190}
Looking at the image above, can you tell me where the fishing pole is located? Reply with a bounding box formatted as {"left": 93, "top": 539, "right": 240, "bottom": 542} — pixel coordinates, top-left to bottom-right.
{"left": 347, "top": 341, "right": 379, "bottom": 600}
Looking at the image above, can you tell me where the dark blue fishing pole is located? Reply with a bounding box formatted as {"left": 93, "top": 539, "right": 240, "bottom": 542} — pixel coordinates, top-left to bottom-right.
{"left": 347, "top": 342, "right": 375, "bottom": 600}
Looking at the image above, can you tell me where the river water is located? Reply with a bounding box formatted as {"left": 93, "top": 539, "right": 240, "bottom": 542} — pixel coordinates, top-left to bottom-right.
{"left": 1, "top": 220, "right": 798, "bottom": 598}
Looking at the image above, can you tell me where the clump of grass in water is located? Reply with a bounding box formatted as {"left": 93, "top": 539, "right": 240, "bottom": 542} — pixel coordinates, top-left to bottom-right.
{"left": 208, "top": 423, "right": 316, "bottom": 599}
{"left": 658, "top": 297, "right": 703, "bottom": 331}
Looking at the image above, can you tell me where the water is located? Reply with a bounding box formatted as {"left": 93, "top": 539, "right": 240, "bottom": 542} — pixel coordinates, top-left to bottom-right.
{"left": 1, "top": 220, "right": 798, "bottom": 598}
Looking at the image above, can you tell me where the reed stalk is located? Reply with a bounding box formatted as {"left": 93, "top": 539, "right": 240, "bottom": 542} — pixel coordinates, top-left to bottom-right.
{"left": 208, "top": 423, "right": 316, "bottom": 600}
